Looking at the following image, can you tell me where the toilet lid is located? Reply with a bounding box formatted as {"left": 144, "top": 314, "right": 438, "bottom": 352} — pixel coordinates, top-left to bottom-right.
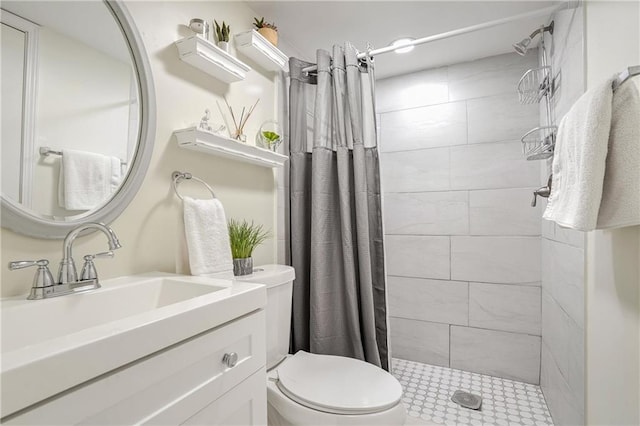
{"left": 276, "top": 351, "right": 403, "bottom": 415}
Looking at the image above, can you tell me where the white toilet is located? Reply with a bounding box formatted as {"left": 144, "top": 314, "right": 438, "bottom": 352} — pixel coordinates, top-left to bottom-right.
{"left": 220, "top": 264, "right": 406, "bottom": 425}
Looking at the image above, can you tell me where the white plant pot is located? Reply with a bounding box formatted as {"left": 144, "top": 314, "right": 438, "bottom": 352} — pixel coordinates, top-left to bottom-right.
{"left": 217, "top": 41, "right": 229, "bottom": 52}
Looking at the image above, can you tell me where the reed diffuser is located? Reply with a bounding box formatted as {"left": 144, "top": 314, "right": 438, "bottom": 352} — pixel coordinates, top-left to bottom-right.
{"left": 219, "top": 97, "right": 260, "bottom": 142}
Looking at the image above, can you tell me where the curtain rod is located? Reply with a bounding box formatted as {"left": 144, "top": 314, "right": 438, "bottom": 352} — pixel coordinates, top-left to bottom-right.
{"left": 301, "top": 3, "right": 568, "bottom": 74}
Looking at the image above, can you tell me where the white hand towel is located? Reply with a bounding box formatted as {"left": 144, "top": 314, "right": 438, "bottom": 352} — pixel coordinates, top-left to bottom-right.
{"left": 596, "top": 75, "right": 640, "bottom": 229}
{"left": 58, "top": 149, "right": 122, "bottom": 211}
{"left": 543, "top": 77, "right": 614, "bottom": 231}
{"left": 183, "top": 196, "right": 233, "bottom": 276}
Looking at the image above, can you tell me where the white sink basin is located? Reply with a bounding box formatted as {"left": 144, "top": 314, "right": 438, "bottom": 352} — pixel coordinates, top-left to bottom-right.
{"left": 0, "top": 273, "right": 266, "bottom": 418}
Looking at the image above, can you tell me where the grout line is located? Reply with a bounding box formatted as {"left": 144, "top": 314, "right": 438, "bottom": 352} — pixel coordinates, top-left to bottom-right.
{"left": 386, "top": 234, "right": 543, "bottom": 239}
{"left": 384, "top": 187, "right": 541, "bottom": 194}
{"left": 380, "top": 138, "right": 526, "bottom": 155}
{"left": 387, "top": 274, "right": 541, "bottom": 287}
{"left": 389, "top": 315, "right": 543, "bottom": 338}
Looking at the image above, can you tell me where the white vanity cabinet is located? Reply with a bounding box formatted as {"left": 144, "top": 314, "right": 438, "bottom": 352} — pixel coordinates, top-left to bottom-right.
{"left": 5, "top": 310, "right": 267, "bottom": 425}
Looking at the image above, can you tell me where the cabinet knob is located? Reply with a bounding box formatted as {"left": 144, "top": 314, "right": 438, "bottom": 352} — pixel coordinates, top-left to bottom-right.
{"left": 222, "top": 352, "right": 238, "bottom": 368}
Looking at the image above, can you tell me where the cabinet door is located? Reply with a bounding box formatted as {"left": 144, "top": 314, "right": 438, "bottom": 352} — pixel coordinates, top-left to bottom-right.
{"left": 5, "top": 310, "right": 266, "bottom": 425}
{"left": 183, "top": 370, "right": 267, "bottom": 426}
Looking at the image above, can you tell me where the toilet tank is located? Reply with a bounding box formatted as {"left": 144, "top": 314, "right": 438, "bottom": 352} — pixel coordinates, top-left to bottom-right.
{"left": 230, "top": 264, "right": 295, "bottom": 370}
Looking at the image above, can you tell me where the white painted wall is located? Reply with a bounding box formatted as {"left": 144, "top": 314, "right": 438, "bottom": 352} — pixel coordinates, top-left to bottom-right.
{"left": 0, "top": 23, "right": 26, "bottom": 203}
{"left": 33, "top": 27, "right": 132, "bottom": 216}
{"left": 583, "top": 1, "right": 640, "bottom": 425}
{"left": 1, "top": 1, "right": 282, "bottom": 297}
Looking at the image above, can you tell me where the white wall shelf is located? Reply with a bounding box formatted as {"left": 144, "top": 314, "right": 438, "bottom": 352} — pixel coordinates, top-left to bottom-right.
{"left": 175, "top": 35, "right": 251, "bottom": 83}
{"left": 234, "top": 30, "right": 288, "bottom": 72}
{"left": 174, "top": 127, "right": 288, "bottom": 168}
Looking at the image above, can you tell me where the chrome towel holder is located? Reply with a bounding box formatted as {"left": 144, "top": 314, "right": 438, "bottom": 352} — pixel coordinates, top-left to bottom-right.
{"left": 40, "top": 146, "right": 128, "bottom": 166}
{"left": 171, "top": 170, "right": 216, "bottom": 200}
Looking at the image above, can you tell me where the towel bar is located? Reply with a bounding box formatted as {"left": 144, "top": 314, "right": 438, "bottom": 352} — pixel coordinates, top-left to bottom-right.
{"left": 612, "top": 65, "right": 640, "bottom": 92}
{"left": 39, "top": 146, "right": 127, "bottom": 166}
{"left": 171, "top": 171, "right": 216, "bottom": 200}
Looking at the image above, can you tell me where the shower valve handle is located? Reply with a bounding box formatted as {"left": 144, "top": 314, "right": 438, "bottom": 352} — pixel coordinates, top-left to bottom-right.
{"left": 531, "top": 175, "right": 553, "bottom": 207}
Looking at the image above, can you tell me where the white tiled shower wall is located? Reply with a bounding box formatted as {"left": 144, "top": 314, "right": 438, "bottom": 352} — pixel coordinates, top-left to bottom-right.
{"left": 539, "top": 5, "right": 586, "bottom": 425}
{"left": 377, "top": 52, "right": 544, "bottom": 384}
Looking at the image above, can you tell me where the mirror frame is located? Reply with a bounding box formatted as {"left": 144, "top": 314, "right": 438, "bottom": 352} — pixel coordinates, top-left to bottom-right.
{"left": 1, "top": 0, "right": 156, "bottom": 239}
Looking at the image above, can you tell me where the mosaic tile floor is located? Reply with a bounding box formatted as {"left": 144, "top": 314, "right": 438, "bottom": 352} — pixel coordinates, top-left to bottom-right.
{"left": 392, "top": 358, "right": 554, "bottom": 426}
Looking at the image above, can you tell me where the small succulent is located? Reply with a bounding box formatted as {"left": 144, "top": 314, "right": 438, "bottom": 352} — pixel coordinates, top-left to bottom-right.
{"left": 214, "top": 20, "right": 230, "bottom": 42}
{"left": 253, "top": 17, "right": 277, "bottom": 31}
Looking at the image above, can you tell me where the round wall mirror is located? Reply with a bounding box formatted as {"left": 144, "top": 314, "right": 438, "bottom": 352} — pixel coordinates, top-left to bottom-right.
{"left": 0, "top": 0, "right": 155, "bottom": 238}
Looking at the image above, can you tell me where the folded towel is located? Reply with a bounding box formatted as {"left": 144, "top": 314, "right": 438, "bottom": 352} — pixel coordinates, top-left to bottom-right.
{"left": 183, "top": 196, "right": 233, "bottom": 275}
{"left": 596, "top": 75, "right": 640, "bottom": 229}
{"left": 543, "top": 77, "right": 614, "bottom": 231}
{"left": 58, "top": 149, "right": 122, "bottom": 210}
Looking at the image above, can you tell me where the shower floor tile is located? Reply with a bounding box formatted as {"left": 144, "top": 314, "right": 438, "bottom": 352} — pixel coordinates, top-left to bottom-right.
{"left": 392, "top": 358, "right": 553, "bottom": 426}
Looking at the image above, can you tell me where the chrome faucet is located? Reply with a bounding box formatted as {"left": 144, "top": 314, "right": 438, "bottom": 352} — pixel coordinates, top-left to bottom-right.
{"left": 58, "top": 222, "right": 122, "bottom": 284}
{"left": 8, "top": 222, "right": 121, "bottom": 300}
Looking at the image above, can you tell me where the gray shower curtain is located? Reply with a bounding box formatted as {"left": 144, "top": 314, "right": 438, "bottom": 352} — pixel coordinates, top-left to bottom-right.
{"left": 289, "top": 44, "right": 389, "bottom": 370}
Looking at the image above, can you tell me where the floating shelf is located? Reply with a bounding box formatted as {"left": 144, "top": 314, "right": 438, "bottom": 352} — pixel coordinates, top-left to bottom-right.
{"left": 175, "top": 35, "right": 251, "bottom": 83}
{"left": 174, "top": 127, "right": 288, "bottom": 168}
{"left": 234, "top": 30, "right": 288, "bottom": 72}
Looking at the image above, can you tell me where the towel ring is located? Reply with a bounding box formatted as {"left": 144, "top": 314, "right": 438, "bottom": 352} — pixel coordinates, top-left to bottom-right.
{"left": 171, "top": 171, "right": 216, "bottom": 201}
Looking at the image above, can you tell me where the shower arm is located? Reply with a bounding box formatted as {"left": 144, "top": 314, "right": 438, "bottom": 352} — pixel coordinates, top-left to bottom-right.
{"left": 301, "top": 3, "right": 567, "bottom": 74}
{"left": 528, "top": 22, "right": 555, "bottom": 41}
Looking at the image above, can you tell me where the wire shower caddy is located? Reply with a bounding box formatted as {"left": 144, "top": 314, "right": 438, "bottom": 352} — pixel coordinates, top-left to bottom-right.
{"left": 517, "top": 25, "right": 556, "bottom": 161}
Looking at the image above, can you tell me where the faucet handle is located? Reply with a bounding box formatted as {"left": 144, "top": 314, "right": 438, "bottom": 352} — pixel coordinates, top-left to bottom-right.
{"left": 8, "top": 260, "right": 55, "bottom": 299}
{"left": 80, "top": 251, "right": 113, "bottom": 281}
{"left": 84, "top": 251, "right": 115, "bottom": 260}
{"left": 9, "top": 259, "right": 49, "bottom": 270}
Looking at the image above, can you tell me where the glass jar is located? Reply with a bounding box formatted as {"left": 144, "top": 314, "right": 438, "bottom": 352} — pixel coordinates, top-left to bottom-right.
{"left": 257, "top": 120, "right": 283, "bottom": 151}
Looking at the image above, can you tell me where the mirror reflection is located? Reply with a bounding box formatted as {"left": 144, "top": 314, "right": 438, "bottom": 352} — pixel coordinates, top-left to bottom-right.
{"left": 1, "top": 1, "right": 139, "bottom": 219}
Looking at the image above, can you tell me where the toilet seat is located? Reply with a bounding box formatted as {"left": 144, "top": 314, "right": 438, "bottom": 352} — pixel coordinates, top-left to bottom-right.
{"left": 275, "top": 351, "right": 403, "bottom": 415}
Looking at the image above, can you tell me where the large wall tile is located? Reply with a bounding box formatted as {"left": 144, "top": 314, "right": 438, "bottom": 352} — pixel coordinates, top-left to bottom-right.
{"left": 380, "top": 148, "right": 450, "bottom": 192}
{"left": 390, "top": 317, "right": 450, "bottom": 367}
{"left": 384, "top": 191, "right": 468, "bottom": 235}
{"left": 451, "top": 236, "right": 541, "bottom": 284}
{"left": 467, "top": 94, "right": 539, "bottom": 144}
{"left": 539, "top": 9, "right": 586, "bottom": 426}
{"left": 469, "top": 283, "right": 541, "bottom": 335}
{"left": 542, "top": 239, "right": 585, "bottom": 328}
{"left": 541, "top": 343, "right": 585, "bottom": 426}
{"left": 376, "top": 67, "right": 449, "bottom": 113}
{"left": 542, "top": 218, "right": 555, "bottom": 240}
{"left": 380, "top": 102, "right": 467, "bottom": 152}
{"left": 469, "top": 188, "right": 542, "bottom": 236}
{"left": 567, "top": 324, "right": 585, "bottom": 415}
{"left": 448, "top": 52, "right": 538, "bottom": 101}
{"left": 541, "top": 291, "right": 583, "bottom": 386}
{"left": 450, "top": 326, "right": 541, "bottom": 384}
{"left": 450, "top": 142, "right": 540, "bottom": 190}
{"left": 553, "top": 225, "right": 585, "bottom": 249}
{"left": 379, "top": 50, "right": 546, "bottom": 387}
{"left": 386, "top": 235, "right": 450, "bottom": 280}
{"left": 389, "top": 276, "right": 468, "bottom": 326}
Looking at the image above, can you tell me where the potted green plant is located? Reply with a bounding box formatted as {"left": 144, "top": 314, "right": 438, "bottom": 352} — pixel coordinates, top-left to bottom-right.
{"left": 253, "top": 17, "right": 278, "bottom": 46}
{"left": 257, "top": 120, "right": 282, "bottom": 151}
{"left": 228, "top": 219, "right": 270, "bottom": 276}
{"left": 214, "top": 20, "right": 230, "bottom": 52}
{"left": 262, "top": 130, "right": 281, "bottom": 149}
